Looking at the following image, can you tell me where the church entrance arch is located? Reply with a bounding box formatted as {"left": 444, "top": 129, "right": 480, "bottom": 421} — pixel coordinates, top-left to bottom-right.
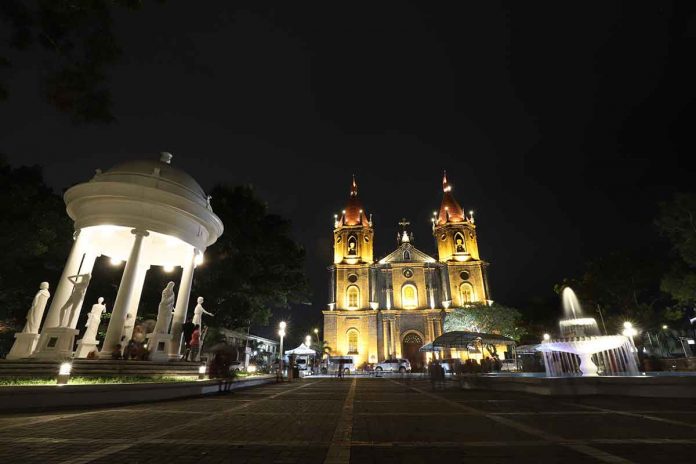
{"left": 401, "top": 331, "right": 425, "bottom": 372}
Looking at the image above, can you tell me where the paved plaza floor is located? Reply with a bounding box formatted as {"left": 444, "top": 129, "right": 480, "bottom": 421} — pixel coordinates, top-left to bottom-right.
{"left": 1, "top": 377, "right": 696, "bottom": 463}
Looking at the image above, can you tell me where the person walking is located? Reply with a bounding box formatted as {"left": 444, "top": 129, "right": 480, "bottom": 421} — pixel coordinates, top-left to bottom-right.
{"left": 188, "top": 324, "right": 201, "bottom": 361}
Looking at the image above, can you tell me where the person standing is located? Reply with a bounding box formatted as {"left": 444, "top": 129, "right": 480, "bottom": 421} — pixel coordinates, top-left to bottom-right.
{"left": 188, "top": 324, "right": 200, "bottom": 361}
{"left": 181, "top": 320, "right": 195, "bottom": 361}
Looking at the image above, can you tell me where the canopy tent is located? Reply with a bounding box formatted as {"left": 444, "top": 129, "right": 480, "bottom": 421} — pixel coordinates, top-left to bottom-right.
{"left": 285, "top": 343, "right": 316, "bottom": 356}
{"left": 420, "top": 331, "right": 516, "bottom": 352}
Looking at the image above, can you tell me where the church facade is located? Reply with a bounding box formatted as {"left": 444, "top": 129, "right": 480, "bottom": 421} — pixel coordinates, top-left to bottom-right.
{"left": 322, "top": 174, "right": 491, "bottom": 369}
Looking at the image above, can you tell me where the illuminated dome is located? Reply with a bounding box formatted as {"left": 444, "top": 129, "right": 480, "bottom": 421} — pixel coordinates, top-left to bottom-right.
{"left": 338, "top": 175, "right": 368, "bottom": 227}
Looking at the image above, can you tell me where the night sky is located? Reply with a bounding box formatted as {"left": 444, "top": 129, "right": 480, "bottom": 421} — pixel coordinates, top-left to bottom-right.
{"left": 2, "top": 3, "right": 696, "bottom": 335}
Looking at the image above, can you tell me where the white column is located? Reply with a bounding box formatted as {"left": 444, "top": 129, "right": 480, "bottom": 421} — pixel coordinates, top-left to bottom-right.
{"left": 121, "top": 264, "right": 150, "bottom": 342}
{"left": 100, "top": 229, "right": 148, "bottom": 356}
{"left": 68, "top": 251, "right": 98, "bottom": 329}
{"left": 169, "top": 247, "right": 196, "bottom": 358}
{"left": 43, "top": 230, "right": 88, "bottom": 329}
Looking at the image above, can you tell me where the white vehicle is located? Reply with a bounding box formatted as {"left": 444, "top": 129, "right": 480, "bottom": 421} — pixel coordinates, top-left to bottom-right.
{"left": 375, "top": 358, "right": 411, "bottom": 373}
{"left": 325, "top": 356, "right": 355, "bottom": 375}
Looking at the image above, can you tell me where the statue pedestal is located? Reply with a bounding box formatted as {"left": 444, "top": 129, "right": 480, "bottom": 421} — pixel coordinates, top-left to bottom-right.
{"left": 75, "top": 339, "right": 100, "bottom": 358}
{"left": 146, "top": 333, "right": 172, "bottom": 362}
{"left": 32, "top": 327, "right": 79, "bottom": 360}
{"left": 6, "top": 333, "right": 41, "bottom": 360}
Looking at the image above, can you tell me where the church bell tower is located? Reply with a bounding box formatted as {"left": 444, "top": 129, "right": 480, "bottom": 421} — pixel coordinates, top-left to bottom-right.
{"left": 432, "top": 172, "right": 490, "bottom": 306}
{"left": 330, "top": 176, "right": 373, "bottom": 310}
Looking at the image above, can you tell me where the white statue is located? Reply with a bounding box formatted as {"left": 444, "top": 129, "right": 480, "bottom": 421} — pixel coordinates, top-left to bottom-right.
{"left": 59, "top": 274, "right": 91, "bottom": 327}
{"left": 153, "top": 281, "right": 176, "bottom": 334}
{"left": 82, "top": 297, "right": 106, "bottom": 343}
{"left": 192, "top": 296, "right": 214, "bottom": 327}
{"left": 21, "top": 282, "right": 51, "bottom": 334}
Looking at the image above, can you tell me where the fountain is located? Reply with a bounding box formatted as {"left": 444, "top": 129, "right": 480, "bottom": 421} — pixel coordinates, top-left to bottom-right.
{"left": 536, "top": 287, "right": 639, "bottom": 376}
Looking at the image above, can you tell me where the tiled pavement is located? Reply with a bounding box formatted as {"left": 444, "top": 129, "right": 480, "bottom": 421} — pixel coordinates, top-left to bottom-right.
{"left": 1, "top": 378, "right": 696, "bottom": 463}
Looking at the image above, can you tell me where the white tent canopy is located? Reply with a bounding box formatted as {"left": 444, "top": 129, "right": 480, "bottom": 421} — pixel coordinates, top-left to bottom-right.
{"left": 285, "top": 343, "right": 316, "bottom": 355}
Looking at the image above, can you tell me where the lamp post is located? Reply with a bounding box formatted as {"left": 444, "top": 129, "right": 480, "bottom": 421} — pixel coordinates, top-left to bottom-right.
{"left": 278, "top": 321, "right": 286, "bottom": 380}
{"left": 542, "top": 333, "right": 550, "bottom": 341}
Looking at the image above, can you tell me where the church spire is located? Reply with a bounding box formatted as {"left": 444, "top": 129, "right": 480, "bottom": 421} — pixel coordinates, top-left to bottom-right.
{"left": 338, "top": 175, "right": 368, "bottom": 227}
{"left": 442, "top": 170, "right": 452, "bottom": 192}
{"left": 437, "top": 171, "right": 465, "bottom": 225}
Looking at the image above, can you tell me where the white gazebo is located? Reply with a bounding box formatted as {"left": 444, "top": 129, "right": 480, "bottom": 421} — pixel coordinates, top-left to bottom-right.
{"left": 12, "top": 152, "right": 223, "bottom": 361}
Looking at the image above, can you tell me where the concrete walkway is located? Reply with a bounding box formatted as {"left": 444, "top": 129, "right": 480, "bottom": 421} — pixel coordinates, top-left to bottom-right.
{"left": 1, "top": 377, "right": 696, "bottom": 463}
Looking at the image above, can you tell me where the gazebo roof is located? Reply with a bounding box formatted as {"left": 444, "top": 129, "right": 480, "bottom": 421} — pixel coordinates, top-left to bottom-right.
{"left": 420, "top": 331, "right": 516, "bottom": 352}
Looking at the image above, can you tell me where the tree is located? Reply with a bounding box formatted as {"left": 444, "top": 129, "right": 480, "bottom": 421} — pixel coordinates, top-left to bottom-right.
{"left": 193, "top": 185, "right": 310, "bottom": 330}
{"left": 656, "top": 193, "right": 696, "bottom": 307}
{"left": 557, "top": 246, "right": 677, "bottom": 332}
{"left": 0, "top": 156, "right": 73, "bottom": 329}
{"left": 443, "top": 303, "right": 527, "bottom": 341}
{"left": 311, "top": 339, "right": 332, "bottom": 360}
{"left": 0, "top": 0, "right": 150, "bottom": 123}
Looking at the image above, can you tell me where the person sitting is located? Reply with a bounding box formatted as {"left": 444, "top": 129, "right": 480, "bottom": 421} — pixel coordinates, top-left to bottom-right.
{"left": 111, "top": 344, "right": 123, "bottom": 360}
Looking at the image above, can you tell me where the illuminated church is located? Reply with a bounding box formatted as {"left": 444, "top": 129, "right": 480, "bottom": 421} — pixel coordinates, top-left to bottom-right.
{"left": 322, "top": 173, "right": 491, "bottom": 369}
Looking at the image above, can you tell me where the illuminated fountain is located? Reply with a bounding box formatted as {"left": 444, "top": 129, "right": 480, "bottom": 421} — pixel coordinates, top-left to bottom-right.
{"left": 536, "top": 287, "right": 639, "bottom": 376}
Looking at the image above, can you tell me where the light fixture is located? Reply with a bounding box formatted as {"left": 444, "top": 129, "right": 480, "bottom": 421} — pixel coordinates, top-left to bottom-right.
{"left": 247, "top": 364, "right": 257, "bottom": 373}
{"left": 623, "top": 321, "right": 633, "bottom": 329}
{"left": 110, "top": 257, "right": 123, "bottom": 266}
{"left": 662, "top": 325, "right": 668, "bottom": 330}
{"left": 543, "top": 333, "right": 551, "bottom": 341}
{"left": 194, "top": 253, "right": 204, "bottom": 266}
{"left": 279, "top": 321, "right": 286, "bottom": 330}
{"left": 305, "top": 335, "right": 311, "bottom": 346}
{"left": 163, "top": 265, "right": 174, "bottom": 273}
{"left": 57, "top": 362, "right": 72, "bottom": 385}
{"left": 314, "top": 328, "right": 319, "bottom": 334}
{"left": 198, "top": 364, "right": 207, "bottom": 380}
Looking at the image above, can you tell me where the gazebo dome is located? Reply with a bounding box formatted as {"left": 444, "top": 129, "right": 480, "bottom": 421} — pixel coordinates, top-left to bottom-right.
{"left": 64, "top": 153, "right": 223, "bottom": 265}
{"left": 98, "top": 153, "right": 207, "bottom": 206}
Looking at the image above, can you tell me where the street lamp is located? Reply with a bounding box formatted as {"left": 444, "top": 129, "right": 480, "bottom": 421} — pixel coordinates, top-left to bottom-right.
{"left": 542, "top": 333, "right": 550, "bottom": 341}
{"left": 278, "top": 321, "right": 286, "bottom": 379}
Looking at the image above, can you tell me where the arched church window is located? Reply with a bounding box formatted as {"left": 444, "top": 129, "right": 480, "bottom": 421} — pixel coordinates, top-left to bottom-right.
{"left": 402, "top": 284, "right": 418, "bottom": 309}
{"left": 460, "top": 282, "right": 475, "bottom": 304}
{"left": 347, "top": 329, "right": 359, "bottom": 354}
{"left": 347, "top": 285, "right": 359, "bottom": 309}
{"left": 454, "top": 232, "right": 466, "bottom": 253}
{"left": 403, "top": 250, "right": 411, "bottom": 260}
{"left": 347, "top": 235, "right": 357, "bottom": 255}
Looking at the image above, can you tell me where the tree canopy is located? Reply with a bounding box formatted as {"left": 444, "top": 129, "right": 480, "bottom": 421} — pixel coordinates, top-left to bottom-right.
{"left": 0, "top": 156, "right": 72, "bottom": 325}
{"left": 0, "top": 0, "right": 149, "bottom": 122}
{"left": 192, "top": 185, "right": 310, "bottom": 330}
{"left": 656, "top": 193, "right": 696, "bottom": 307}
{"left": 443, "top": 303, "right": 527, "bottom": 341}
{"left": 557, "top": 245, "right": 677, "bottom": 332}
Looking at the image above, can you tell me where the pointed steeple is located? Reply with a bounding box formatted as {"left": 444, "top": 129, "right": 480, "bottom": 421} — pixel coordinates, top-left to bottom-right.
{"left": 339, "top": 175, "right": 368, "bottom": 226}
{"left": 437, "top": 171, "right": 465, "bottom": 225}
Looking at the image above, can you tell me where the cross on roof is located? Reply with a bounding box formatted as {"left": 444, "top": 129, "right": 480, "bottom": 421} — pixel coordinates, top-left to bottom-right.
{"left": 398, "top": 218, "right": 410, "bottom": 229}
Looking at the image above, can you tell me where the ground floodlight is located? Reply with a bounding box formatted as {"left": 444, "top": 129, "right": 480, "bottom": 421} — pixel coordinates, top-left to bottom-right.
{"left": 57, "top": 362, "right": 72, "bottom": 385}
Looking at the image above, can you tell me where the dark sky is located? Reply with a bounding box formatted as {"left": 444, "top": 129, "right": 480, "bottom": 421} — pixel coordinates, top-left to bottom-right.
{"left": 2, "top": 2, "right": 696, "bottom": 336}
